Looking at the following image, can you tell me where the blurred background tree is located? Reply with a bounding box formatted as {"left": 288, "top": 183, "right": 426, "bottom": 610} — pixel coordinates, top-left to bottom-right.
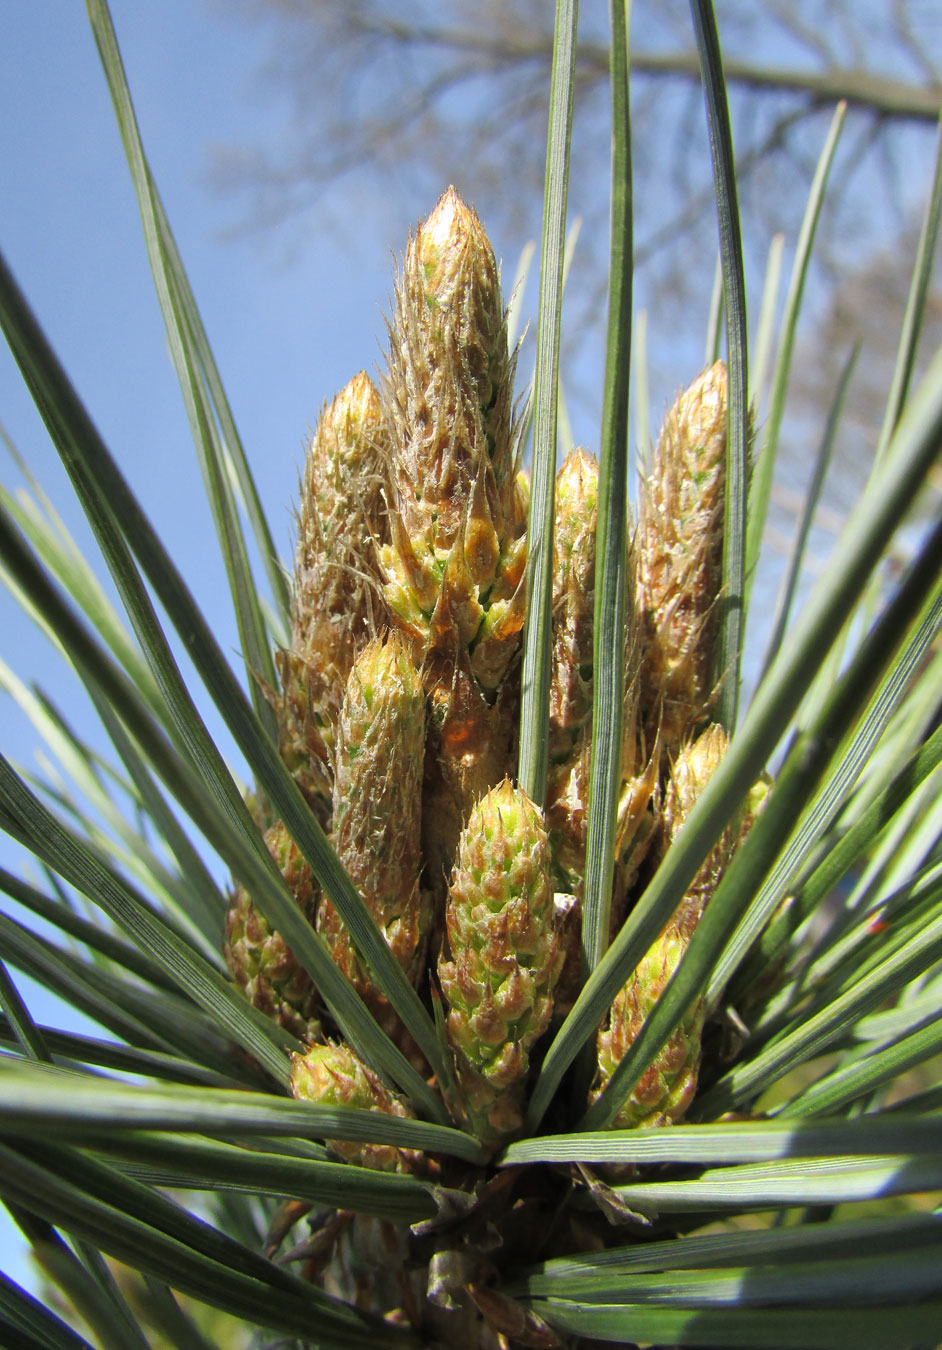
{"left": 1, "top": 3, "right": 941, "bottom": 1333}
{"left": 212, "top": 0, "right": 942, "bottom": 599}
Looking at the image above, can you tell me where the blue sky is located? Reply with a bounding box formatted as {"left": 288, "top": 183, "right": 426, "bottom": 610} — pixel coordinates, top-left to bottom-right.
{"left": 1, "top": 0, "right": 939, "bottom": 1313}
{"left": 0, "top": 1, "right": 430, "bottom": 1297}
{"left": 2, "top": 2, "right": 582, "bottom": 1303}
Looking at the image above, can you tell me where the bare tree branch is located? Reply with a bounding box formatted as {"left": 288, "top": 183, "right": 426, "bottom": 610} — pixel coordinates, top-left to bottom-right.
{"left": 630, "top": 50, "right": 940, "bottom": 121}
{"left": 212, "top": 0, "right": 942, "bottom": 523}
{"left": 299, "top": 9, "right": 941, "bottom": 122}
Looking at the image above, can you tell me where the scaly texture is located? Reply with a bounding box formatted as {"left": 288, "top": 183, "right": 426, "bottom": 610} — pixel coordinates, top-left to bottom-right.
{"left": 438, "top": 780, "right": 562, "bottom": 1147}
{"left": 594, "top": 724, "right": 734, "bottom": 1128}
{"left": 380, "top": 188, "right": 526, "bottom": 889}
{"left": 546, "top": 447, "right": 598, "bottom": 891}
{"left": 317, "top": 633, "right": 429, "bottom": 1008}
{"left": 223, "top": 821, "right": 320, "bottom": 1042}
{"left": 545, "top": 449, "right": 651, "bottom": 1010}
{"left": 596, "top": 928, "right": 707, "bottom": 1130}
{"left": 659, "top": 722, "right": 735, "bottom": 933}
{"left": 380, "top": 186, "right": 523, "bottom": 676}
{"left": 545, "top": 449, "right": 600, "bottom": 1013}
{"left": 290, "top": 1042, "right": 420, "bottom": 1174}
{"left": 636, "top": 361, "right": 728, "bottom": 761}
{"left": 278, "top": 372, "right": 390, "bottom": 808}
{"left": 709, "top": 770, "right": 777, "bottom": 1025}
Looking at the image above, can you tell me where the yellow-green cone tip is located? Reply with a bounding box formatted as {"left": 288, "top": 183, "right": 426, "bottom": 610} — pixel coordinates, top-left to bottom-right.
{"left": 438, "top": 780, "right": 562, "bottom": 1146}
{"left": 549, "top": 448, "right": 598, "bottom": 762}
{"left": 385, "top": 187, "right": 512, "bottom": 555}
{"left": 545, "top": 448, "right": 598, "bottom": 912}
{"left": 278, "top": 371, "right": 390, "bottom": 806}
{"left": 712, "top": 768, "right": 776, "bottom": 1021}
{"left": 545, "top": 448, "right": 648, "bottom": 1008}
{"left": 380, "top": 188, "right": 524, "bottom": 689}
{"left": 594, "top": 722, "right": 736, "bottom": 1130}
{"left": 595, "top": 932, "right": 706, "bottom": 1130}
{"left": 290, "top": 1041, "right": 420, "bottom": 1173}
{"left": 223, "top": 821, "right": 320, "bottom": 1042}
{"left": 636, "top": 360, "right": 728, "bottom": 759}
{"left": 381, "top": 190, "right": 525, "bottom": 895}
{"left": 318, "top": 632, "right": 429, "bottom": 997}
{"left": 662, "top": 722, "right": 733, "bottom": 936}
